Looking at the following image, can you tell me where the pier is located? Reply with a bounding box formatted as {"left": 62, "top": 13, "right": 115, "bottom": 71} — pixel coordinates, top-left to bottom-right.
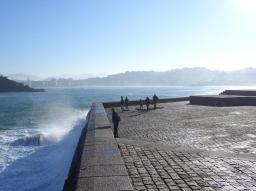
{"left": 64, "top": 96, "right": 256, "bottom": 191}
{"left": 63, "top": 102, "right": 133, "bottom": 191}
{"left": 190, "top": 90, "right": 256, "bottom": 106}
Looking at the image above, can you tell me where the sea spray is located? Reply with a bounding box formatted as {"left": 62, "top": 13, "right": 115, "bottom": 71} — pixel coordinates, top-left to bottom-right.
{"left": 0, "top": 109, "right": 88, "bottom": 191}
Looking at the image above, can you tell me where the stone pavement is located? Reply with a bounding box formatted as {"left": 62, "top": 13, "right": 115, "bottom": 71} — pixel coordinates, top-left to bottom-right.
{"left": 118, "top": 138, "right": 256, "bottom": 191}
{"left": 108, "top": 102, "right": 256, "bottom": 154}
{"left": 106, "top": 101, "right": 256, "bottom": 190}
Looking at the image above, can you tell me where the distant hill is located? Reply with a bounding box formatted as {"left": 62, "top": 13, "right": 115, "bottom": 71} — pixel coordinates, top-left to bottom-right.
{"left": 0, "top": 76, "right": 44, "bottom": 92}
{"left": 8, "top": 74, "right": 41, "bottom": 81}
{"left": 7, "top": 73, "right": 108, "bottom": 81}
{"left": 18, "top": 67, "right": 256, "bottom": 87}
{"left": 79, "top": 67, "right": 256, "bottom": 86}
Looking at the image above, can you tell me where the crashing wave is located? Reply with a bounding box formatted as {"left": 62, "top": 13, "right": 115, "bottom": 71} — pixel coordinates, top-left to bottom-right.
{"left": 10, "top": 134, "right": 56, "bottom": 146}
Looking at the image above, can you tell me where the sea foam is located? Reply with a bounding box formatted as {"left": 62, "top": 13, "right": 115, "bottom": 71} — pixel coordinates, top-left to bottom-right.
{"left": 0, "top": 109, "right": 88, "bottom": 191}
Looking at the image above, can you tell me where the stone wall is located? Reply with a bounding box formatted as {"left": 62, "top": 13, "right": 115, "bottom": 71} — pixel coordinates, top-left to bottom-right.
{"left": 190, "top": 95, "right": 256, "bottom": 106}
{"left": 221, "top": 90, "right": 256, "bottom": 96}
{"left": 63, "top": 102, "right": 133, "bottom": 191}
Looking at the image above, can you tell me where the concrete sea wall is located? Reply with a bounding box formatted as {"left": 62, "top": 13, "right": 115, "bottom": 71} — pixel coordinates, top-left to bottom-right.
{"left": 63, "top": 102, "right": 133, "bottom": 191}
{"left": 221, "top": 90, "right": 256, "bottom": 96}
{"left": 190, "top": 95, "right": 256, "bottom": 106}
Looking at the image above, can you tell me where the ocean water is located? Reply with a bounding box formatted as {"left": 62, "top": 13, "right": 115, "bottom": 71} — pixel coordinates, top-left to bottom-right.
{"left": 0, "top": 86, "right": 251, "bottom": 191}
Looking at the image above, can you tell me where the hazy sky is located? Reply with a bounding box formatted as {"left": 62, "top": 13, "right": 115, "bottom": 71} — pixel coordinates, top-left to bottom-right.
{"left": 1, "top": 0, "right": 256, "bottom": 77}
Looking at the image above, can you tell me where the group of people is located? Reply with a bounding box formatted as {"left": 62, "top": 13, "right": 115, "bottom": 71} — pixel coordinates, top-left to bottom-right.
{"left": 112, "top": 94, "right": 159, "bottom": 138}
{"left": 139, "top": 94, "right": 159, "bottom": 111}
{"left": 120, "top": 96, "right": 129, "bottom": 112}
{"left": 120, "top": 94, "right": 159, "bottom": 112}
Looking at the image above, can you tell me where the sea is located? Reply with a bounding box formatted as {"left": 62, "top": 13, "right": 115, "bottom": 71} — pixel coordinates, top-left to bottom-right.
{"left": 0, "top": 86, "right": 253, "bottom": 191}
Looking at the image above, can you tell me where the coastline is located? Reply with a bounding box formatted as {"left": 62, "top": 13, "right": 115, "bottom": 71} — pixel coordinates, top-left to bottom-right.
{"left": 63, "top": 97, "right": 191, "bottom": 191}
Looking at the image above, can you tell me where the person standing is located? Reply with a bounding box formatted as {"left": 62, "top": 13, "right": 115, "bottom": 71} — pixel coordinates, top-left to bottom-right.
{"left": 111, "top": 108, "right": 121, "bottom": 138}
{"left": 145, "top": 97, "right": 150, "bottom": 111}
{"left": 139, "top": 99, "right": 143, "bottom": 110}
{"left": 152, "top": 94, "right": 159, "bottom": 109}
{"left": 124, "top": 96, "right": 129, "bottom": 110}
{"left": 120, "top": 96, "right": 124, "bottom": 112}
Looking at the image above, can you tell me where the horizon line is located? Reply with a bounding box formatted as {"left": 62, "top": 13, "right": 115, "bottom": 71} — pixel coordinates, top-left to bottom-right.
{"left": 2, "top": 66, "right": 256, "bottom": 81}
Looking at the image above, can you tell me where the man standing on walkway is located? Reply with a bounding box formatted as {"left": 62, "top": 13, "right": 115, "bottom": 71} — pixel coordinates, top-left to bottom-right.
{"left": 145, "top": 97, "right": 150, "bottom": 111}
{"left": 120, "top": 96, "right": 124, "bottom": 112}
{"left": 152, "top": 94, "right": 159, "bottom": 109}
{"left": 111, "top": 108, "right": 121, "bottom": 138}
{"left": 139, "top": 99, "right": 143, "bottom": 110}
{"left": 124, "top": 96, "right": 129, "bottom": 110}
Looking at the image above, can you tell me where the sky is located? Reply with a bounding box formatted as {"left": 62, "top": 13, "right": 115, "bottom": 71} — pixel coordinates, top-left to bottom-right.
{"left": 0, "top": 0, "right": 256, "bottom": 78}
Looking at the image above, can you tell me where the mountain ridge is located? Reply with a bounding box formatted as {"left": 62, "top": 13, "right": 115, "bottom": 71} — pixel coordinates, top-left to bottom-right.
{"left": 7, "top": 67, "right": 256, "bottom": 87}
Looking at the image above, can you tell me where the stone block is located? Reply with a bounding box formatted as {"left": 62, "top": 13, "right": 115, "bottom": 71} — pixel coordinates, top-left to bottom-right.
{"left": 78, "top": 164, "right": 128, "bottom": 177}
{"left": 76, "top": 176, "right": 134, "bottom": 191}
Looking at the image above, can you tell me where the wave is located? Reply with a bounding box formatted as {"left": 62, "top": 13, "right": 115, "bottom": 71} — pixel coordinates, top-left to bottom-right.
{"left": 9, "top": 109, "right": 87, "bottom": 147}
{"left": 0, "top": 109, "right": 89, "bottom": 191}
{"left": 10, "top": 134, "right": 48, "bottom": 146}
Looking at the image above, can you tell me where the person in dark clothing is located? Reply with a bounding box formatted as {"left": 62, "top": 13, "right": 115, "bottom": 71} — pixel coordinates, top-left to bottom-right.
{"left": 145, "top": 97, "right": 150, "bottom": 111}
{"left": 124, "top": 96, "right": 129, "bottom": 110}
{"left": 139, "top": 99, "right": 143, "bottom": 110}
{"left": 120, "top": 96, "right": 124, "bottom": 112}
{"left": 111, "top": 108, "right": 121, "bottom": 138}
{"left": 152, "top": 94, "right": 159, "bottom": 109}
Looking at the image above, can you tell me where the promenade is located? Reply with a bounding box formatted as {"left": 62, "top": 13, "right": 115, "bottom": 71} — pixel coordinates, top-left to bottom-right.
{"left": 106, "top": 101, "right": 256, "bottom": 191}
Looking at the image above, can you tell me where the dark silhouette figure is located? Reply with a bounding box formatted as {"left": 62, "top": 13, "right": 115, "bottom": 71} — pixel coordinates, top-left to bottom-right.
{"left": 112, "top": 108, "right": 121, "bottom": 138}
{"left": 145, "top": 97, "right": 150, "bottom": 111}
{"left": 139, "top": 99, "right": 143, "bottom": 110}
{"left": 152, "top": 94, "right": 159, "bottom": 109}
{"left": 124, "top": 96, "right": 129, "bottom": 110}
{"left": 120, "top": 96, "right": 124, "bottom": 112}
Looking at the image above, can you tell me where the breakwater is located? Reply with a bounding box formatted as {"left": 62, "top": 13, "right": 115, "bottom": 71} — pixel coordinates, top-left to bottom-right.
{"left": 62, "top": 102, "right": 133, "bottom": 191}
{"left": 63, "top": 97, "right": 189, "bottom": 190}
{"left": 190, "top": 90, "right": 256, "bottom": 106}
{"left": 63, "top": 93, "right": 256, "bottom": 190}
{"left": 221, "top": 89, "right": 256, "bottom": 96}
{"left": 62, "top": 112, "right": 90, "bottom": 191}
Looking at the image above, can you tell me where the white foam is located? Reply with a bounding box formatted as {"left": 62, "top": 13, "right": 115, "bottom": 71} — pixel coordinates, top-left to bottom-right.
{"left": 0, "top": 109, "right": 89, "bottom": 191}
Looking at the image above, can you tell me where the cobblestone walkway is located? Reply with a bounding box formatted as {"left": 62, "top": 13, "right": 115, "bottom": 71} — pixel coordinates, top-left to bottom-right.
{"left": 108, "top": 102, "right": 256, "bottom": 154}
{"left": 118, "top": 139, "right": 256, "bottom": 191}
{"left": 106, "top": 102, "right": 256, "bottom": 190}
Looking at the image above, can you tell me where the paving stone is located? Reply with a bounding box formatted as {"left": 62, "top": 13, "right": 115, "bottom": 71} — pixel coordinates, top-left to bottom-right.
{"left": 107, "top": 102, "right": 256, "bottom": 154}
{"left": 118, "top": 142, "right": 256, "bottom": 190}
{"left": 76, "top": 176, "right": 133, "bottom": 191}
{"left": 106, "top": 102, "right": 256, "bottom": 190}
{"left": 78, "top": 164, "right": 128, "bottom": 177}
